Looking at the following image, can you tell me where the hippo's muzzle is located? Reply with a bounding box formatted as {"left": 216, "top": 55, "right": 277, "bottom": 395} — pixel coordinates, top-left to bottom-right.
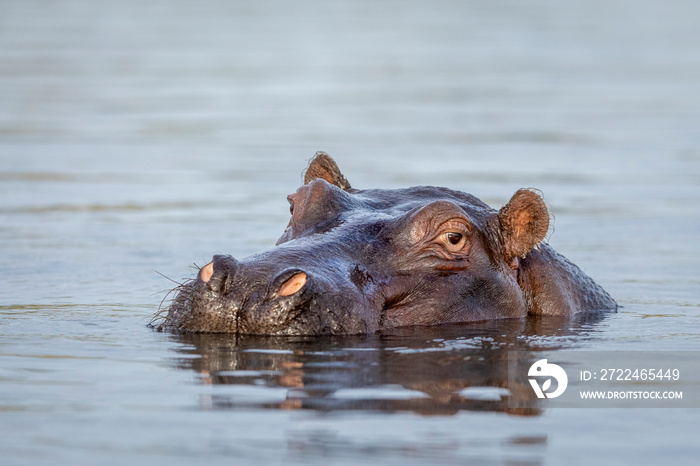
{"left": 155, "top": 248, "right": 377, "bottom": 335}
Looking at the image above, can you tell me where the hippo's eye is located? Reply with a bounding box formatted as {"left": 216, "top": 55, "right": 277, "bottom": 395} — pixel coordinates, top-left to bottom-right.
{"left": 287, "top": 196, "right": 295, "bottom": 215}
{"left": 447, "top": 232, "right": 463, "bottom": 245}
{"left": 439, "top": 228, "right": 469, "bottom": 253}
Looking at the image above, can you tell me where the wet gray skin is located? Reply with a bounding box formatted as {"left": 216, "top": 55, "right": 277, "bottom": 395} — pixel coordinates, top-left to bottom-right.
{"left": 152, "top": 152, "right": 617, "bottom": 335}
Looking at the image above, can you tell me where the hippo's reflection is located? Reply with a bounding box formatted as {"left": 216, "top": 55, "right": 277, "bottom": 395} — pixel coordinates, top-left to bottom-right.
{"left": 167, "top": 315, "right": 605, "bottom": 416}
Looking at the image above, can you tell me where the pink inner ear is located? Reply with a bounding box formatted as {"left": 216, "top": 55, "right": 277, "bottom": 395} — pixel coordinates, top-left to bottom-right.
{"left": 513, "top": 210, "right": 534, "bottom": 239}
{"left": 199, "top": 262, "right": 214, "bottom": 283}
{"left": 303, "top": 151, "right": 351, "bottom": 190}
{"left": 499, "top": 189, "right": 549, "bottom": 258}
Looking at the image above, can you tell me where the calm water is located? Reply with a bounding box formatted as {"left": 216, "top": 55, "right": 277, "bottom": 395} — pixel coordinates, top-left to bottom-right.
{"left": 1, "top": 0, "right": 699, "bottom": 464}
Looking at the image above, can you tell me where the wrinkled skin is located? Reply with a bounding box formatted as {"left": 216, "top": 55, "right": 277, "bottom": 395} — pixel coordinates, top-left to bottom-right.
{"left": 152, "top": 152, "right": 617, "bottom": 335}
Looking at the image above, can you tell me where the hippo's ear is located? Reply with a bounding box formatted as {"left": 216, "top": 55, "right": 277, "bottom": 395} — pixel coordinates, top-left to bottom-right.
{"left": 303, "top": 151, "right": 352, "bottom": 190}
{"left": 498, "top": 189, "right": 550, "bottom": 259}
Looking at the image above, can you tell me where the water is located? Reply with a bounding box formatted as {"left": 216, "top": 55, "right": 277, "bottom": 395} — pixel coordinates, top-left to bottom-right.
{"left": 1, "top": 0, "right": 699, "bottom": 464}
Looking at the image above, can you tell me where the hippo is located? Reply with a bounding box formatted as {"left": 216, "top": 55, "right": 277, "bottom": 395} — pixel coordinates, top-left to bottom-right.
{"left": 152, "top": 152, "right": 616, "bottom": 335}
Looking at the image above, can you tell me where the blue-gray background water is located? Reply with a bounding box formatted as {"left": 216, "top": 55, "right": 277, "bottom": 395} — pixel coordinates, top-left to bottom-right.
{"left": 1, "top": 0, "right": 699, "bottom": 464}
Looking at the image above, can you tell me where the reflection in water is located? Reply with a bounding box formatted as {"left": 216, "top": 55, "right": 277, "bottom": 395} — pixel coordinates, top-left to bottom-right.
{"left": 285, "top": 428, "right": 548, "bottom": 466}
{"left": 167, "top": 315, "right": 607, "bottom": 416}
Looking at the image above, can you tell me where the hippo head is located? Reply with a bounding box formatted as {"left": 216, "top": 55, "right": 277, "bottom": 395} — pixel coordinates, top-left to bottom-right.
{"left": 153, "top": 152, "right": 615, "bottom": 335}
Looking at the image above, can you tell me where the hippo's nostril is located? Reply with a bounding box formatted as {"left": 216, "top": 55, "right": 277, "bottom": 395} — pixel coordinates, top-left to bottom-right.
{"left": 279, "top": 272, "right": 307, "bottom": 296}
{"left": 199, "top": 262, "right": 214, "bottom": 283}
{"left": 201, "top": 255, "right": 239, "bottom": 293}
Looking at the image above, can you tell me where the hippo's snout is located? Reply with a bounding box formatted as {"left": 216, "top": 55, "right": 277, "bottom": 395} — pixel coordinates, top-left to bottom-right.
{"left": 202, "top": 255, "right": 308, "bottom": 299}
{"left": 155, "top": 243, "right": 376, "bottom": 335}
{"left": 153, "top": 251, "right": 325, "bottom": 334}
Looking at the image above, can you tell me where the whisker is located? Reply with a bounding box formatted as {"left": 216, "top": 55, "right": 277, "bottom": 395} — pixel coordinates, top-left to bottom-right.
{"left": 154, "top": 269, "right": 185, "bottom": 286}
